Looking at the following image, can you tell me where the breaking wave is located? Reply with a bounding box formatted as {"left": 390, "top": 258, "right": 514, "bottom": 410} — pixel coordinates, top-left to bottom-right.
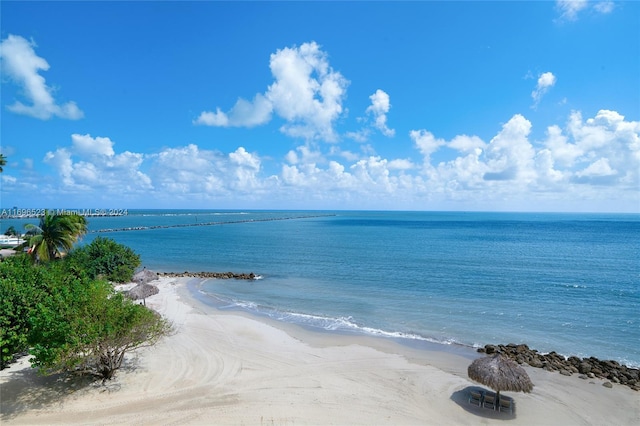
{"left": 196, "top": 289, "right": 460, "bottom": 347}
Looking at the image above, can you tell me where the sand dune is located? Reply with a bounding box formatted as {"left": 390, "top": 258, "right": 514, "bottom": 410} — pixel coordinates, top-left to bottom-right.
{"left": 1, "top": 277, "right": 638, "bottom": 425}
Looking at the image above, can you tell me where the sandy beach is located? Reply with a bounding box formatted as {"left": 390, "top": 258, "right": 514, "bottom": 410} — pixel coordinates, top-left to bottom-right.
{"left": 1, "top": 276, "right": 638, "bottom": 425}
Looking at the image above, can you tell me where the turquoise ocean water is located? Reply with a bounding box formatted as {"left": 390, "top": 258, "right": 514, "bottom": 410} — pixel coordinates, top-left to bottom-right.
{"left": 3, "top": 210, "right": 639, "bottom": 367}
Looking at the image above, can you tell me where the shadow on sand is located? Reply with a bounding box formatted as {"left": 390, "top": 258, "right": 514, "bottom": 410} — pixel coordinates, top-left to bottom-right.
{"left": 0, "top": 357, "right": 138, "bottom": 422}
{"left": 450, "top": 386, "right": 517, "bottom": 421}
{"left": 0, "top": 366, "right": 97, "bottom": 421}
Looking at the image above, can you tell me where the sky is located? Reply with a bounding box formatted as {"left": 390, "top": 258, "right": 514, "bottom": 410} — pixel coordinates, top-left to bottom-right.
{"left": 1, "top": 1, "right": 639, "bottom": 212}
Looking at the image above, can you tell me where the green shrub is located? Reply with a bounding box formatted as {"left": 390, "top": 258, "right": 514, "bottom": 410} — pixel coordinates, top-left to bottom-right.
{"left": 66, "top": 237, "right": 141, "bottom": 283}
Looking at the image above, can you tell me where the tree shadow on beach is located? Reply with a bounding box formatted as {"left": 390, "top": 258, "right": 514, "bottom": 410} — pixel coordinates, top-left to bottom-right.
{"left": 450, "top": 386, "right": 517, "bottom": 421}
{"left": 0, "top": 357, "right": 139, "bottom": 422}
{"left": 1, "top": 367, "right": 95, "bottom": 421}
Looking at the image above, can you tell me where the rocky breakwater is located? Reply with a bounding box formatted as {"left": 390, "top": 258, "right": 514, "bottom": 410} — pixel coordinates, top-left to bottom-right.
{"left": 158, "top": 271, "right": 259, "bottom": 280}
{"left": 479, "top": 343, "right": 639, "bottom": 391}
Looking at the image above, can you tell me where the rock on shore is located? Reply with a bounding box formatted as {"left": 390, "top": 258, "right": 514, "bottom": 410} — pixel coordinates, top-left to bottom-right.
{"left": 479, "top": 343, "right": 639, "bottom": 391}
{"left": 157, "top": 271, "right": 259, "bottom": 280}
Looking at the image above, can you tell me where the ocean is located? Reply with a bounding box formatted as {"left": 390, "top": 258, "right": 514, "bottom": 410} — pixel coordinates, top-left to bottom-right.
{"left": 3, "top": 210, "right": 639, "bottom": 367}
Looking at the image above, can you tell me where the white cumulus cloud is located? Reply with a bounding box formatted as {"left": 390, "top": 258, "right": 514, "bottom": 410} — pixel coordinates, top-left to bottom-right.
{"left": 43, "top": 148, "right": 74, "bottom": 186}
{"left": 71, "top": 134, "right": 115, "bottom": 157}
{"left": 16, "top": 110, "right": 639, "bottom": 212}
{"left": 563, "top": 110, "right": 640, "bottom": 186}
{"left": 409, "top": 130, "right": 446, "bottom": 161}
{"left": 149, "top": 144, "right": 269, "bottom": 197}
{"left": 194, "top": 93, "right": 272, "bottom": 127}
{"left": 483, "top": 114, "right": 536, "bottom": 182}
{"left": 387, "top": 159, "right": 414, "bottom": 171}
{"left": 195, "top": 41, "right": 349, "bottom": 142}
{"left": 576, "top": 158, "right": 616, "bottom": 178}
{"left": 266, "top": 42, "right": 348, "bottom": 141}
{"left": 366, "top": 89, "right": 395, "bottom": 137}
{"left": 193, "top": 109, "right": 229, "bottom": 127}
{"left": 228, "top": 147, "right": 262, "bottom": 191}
{"left": 346, "top": 89, "right": 395, "bottom": 142}
{"left": 448, "top": 135, "right": 486, "bottom": 154}
{"left": 44, "top": 134, "right": 149, "bottom": 193}
{"left": 531, "top": 71, "right": 556, "bottom": 108}
{"left": 0, "top": 34, "right": 83, "bottom": 120}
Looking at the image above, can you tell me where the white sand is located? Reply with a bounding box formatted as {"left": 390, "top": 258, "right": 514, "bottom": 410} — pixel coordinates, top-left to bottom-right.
{"left": 1, "top": 276, "right": 638, "bottom": 425}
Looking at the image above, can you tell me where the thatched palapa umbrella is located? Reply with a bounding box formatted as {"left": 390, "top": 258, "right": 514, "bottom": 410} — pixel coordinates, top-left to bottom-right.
{"left": 468, "top": 354, "right": 534, "bottom": 401}
{"left": 126, "top": 283, "right": 159, "bottom": 305}
{"left": 133, "top": 268, "right": 158, "bottom": 284}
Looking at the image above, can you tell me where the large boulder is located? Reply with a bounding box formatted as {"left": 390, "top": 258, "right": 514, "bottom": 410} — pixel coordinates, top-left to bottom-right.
{"left": 579, "top": 362, "right": 592, "bottom": 374}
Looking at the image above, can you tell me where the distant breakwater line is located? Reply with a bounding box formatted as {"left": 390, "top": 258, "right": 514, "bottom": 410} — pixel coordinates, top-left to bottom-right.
{"left": 89, "top": 214, "right": 336, "bottom": 234}
{"left": 479, "top": 343, "right": 639, "bottom": 391}
{"left": 158, "top": 271, "right": 260, "bottom": 280}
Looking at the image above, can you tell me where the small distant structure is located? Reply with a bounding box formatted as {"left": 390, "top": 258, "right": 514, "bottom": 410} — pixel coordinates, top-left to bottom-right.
{"left": 0, "top": 236, "right": 23, "bottom": 247}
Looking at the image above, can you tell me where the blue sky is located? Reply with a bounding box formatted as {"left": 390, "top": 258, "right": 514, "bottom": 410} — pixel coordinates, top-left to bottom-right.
{"left": 1, "top": 1, "right": 638, "bottom": 212}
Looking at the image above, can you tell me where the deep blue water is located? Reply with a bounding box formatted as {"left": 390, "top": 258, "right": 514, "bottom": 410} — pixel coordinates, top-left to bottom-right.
{"left": 3, "top": 210, "right": 639, "bottom": 366}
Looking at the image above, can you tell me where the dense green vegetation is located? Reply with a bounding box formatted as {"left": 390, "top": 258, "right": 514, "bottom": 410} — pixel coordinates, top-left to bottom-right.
{"left": 28, "top": 265, "right": 168, "bottom": 380}
{"left": 0, "top": 231, "right": 169, "bottom": 380}
{"left": 0, "top": 255, "right": 50, "bottom": 368}
{"left": 66, "top": 236, "right": 141, "bottom": 283}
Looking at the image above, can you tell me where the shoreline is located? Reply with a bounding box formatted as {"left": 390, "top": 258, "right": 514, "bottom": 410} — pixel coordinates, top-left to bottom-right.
{"left": 186, "top": 275, "right": 484, "bottom": 359}
{"left": 2, "top": 276, "right": 638, "bottom": 425}
{"left": 171, "top": 270, "right": 640, "bottom": 378}
{"left": 186, "top": 276, "right": 640, "bottom": 392}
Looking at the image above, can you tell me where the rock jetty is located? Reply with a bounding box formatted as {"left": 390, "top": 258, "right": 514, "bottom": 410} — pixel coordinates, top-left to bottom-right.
{"left": 478, "top": 343, "right": 639, "bottom": 391}
{"left": 90, "top": 213, "right": 335, "bottom": 234}
{"left": 158, "top": 271, "right": 259, "bottom": 280}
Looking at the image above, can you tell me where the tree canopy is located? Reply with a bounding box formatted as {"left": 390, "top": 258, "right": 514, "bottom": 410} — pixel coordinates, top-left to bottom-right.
{"left": 65, "top": 236, "right": 141, "bottom": 283}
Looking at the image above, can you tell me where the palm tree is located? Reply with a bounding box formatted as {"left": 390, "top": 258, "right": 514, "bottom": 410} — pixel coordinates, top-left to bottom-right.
{"left": 24, "top": 212, "right": 88, "bottom": 262}
{"left": 0, "top": 154, "right": 6, "bottom": 173}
